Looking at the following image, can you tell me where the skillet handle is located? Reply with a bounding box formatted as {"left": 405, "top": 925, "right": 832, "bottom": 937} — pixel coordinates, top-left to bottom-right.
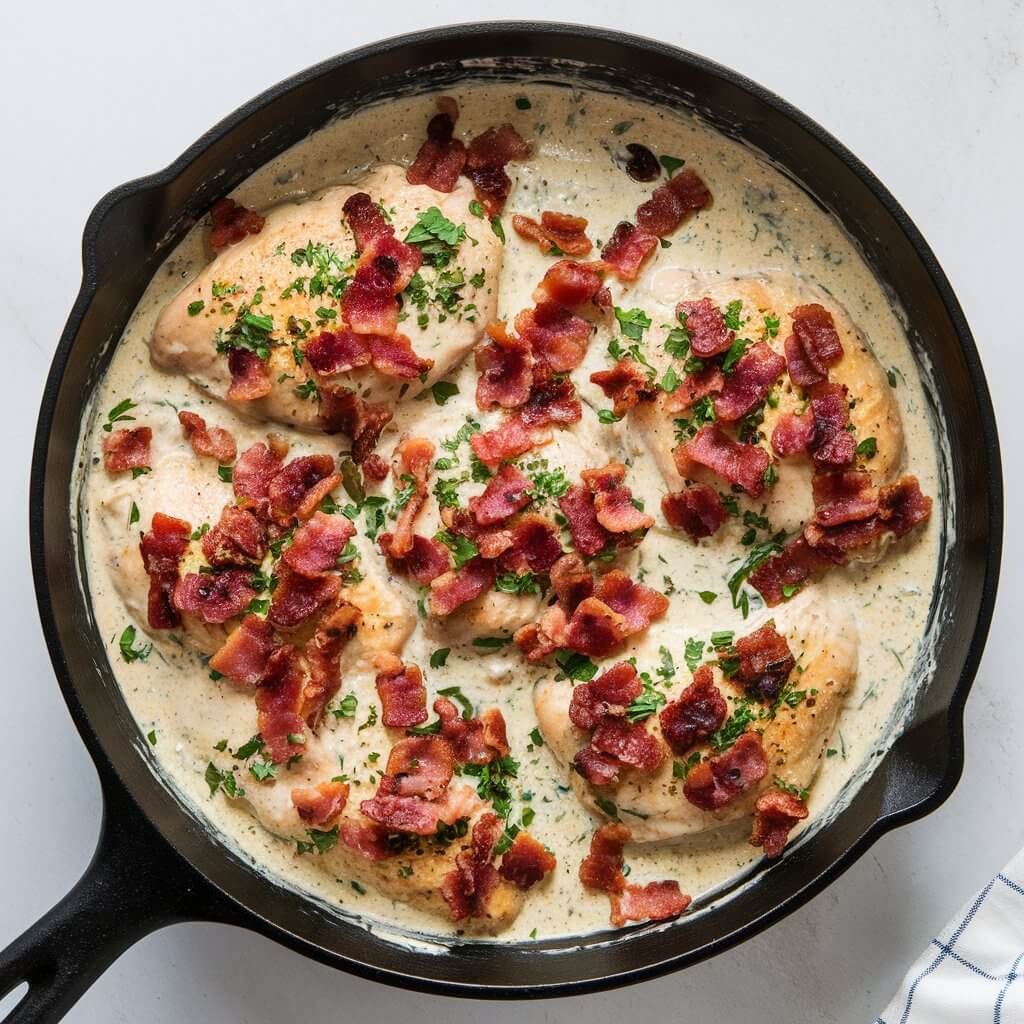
{"left": 0, "top": 783, "right": 240, "bottom": 1024}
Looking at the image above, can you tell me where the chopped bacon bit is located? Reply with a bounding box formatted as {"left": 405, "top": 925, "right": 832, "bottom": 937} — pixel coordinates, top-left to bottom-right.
{"left": 407, "top": 98, "right": 467, "bottom": 192}
{"left": 267, "top": 454, "right": 340, "bottom": 525}
{"left": 533, "top": 259, "right": 605, "bottom": 308}
{"left": 579, "top": 823, "right": 630, "bottom": 893}
{"left": 319, "top": 386, "right": 393, "bottom": 463}
{"left": 624, "top": 143, "right": 660, "bottom": 182}
{"left": 470, "top": 417, "right": 546, "bottom": 469}
{"left": 139, "top": 512, "right": 190, "bottom": 629}
{"left": 678, "top": 424, "right": 771, "bottom": 497}
{"left": 790, "top": 303, "right": 844, "bottom": 378}
{"left": 227, "top": 348, "right": 271, "bottom": 401}
{"left": 291, "top": 780, "right": 350, "bottom": 826}
{"left": 750, "top": 788, "right": 809, "bottom": 858}
{"left": 590, "top": 358, "right": 658, "bottom": 418}
{"left": 442, "top": 506, "right": 514, "bottom": 560}
{"left": 173, "top": 569, "right": 255, "bottom": 624}
{"left": 735, "top": 622, "right": 795, "bottom": 702}
{"left": 583, "top": 462, "right": 654, "bottom": 535}
{"left": 476, "top": 320, "right": 533, "bottom": 410}
{"left": 340, "top": 820, "right": 396, "bottom": 861}
{"left": 268, "top": 563, "right": 340, "bottom": 628}
{"left": 203, "top": 505, "right": 266, "bottom": 568}
{"left": 178, "top": 411, "right": 236, "bottom": 463}
{"left": 749, "top": 535, "right": 845, "bottom": 605}
{"left": 550, "top": 553, "right": 594, "bottom": 611}
{"left": 375, "top": 658, "right": 428, "bottom": 728}
{"left": 559, "top": 483, "right": 610, "bottom": 558}
{"left": 435, "top": 698, "right": 510, "bottom": 765}
{"left": 497, "top": 515, "right": 564, "bottom": 575}
{"left": 574, "top": 744, "right": 624, "bottom": 785}
{"left": 499, "top": 831, "right": 556, "bottom": 889}
{"left": 441, "top": 812, "right": 503, "bottom": 921}
{"left": 678, "top": 298, "right": 734, "bottom": 358}
{"left": 610, "top": 881, "right": 691, "bottom": 927}
{"left": 464, "top": 125, "right": 530, "bottom": 216}
{"left": 771, "top": 409, "right": 816, "bottom": 457}
{"left": 635, "top": 168, "right": 711, "bottom": 236}
{"left": 600, "top": 221, "right": 658, "bottom": 280}
{"left": 304, "top": 329, "right": 372, "bottom": 377}
{"left": 593, "top": 571, "right": 669, "bottom": 634}
{"left": 518, "top": 368, "right": 583, "bottom": 428}
{"left": 362, "top": 453, "right": 389, "bottom": 481}
{"left": 379, "top": 532, "right": 451, "bottom": 585}
{"left": 342, "top": 262, "right": 399, "bottom": 337}
{"left": 512, "top": 210, "right": 593, "bottom": 256}
{"left": 255, "top": 648, "right": 308, "bottom": 763}
{"left": 469, "top": 463, "right": 533, "bottom": 526}
{"left": 282, "top": 511, "right": 355, "bottom": 577}
{"left": 591, "top": 717, "right": 665, "bottom": 773}
{"left": 659, "top": 665, "right": 727, "bottom": 754}
{"left": 662, "top": 484, "right": 728, "bottom": 540}
{"left": 565, "top": 597, "right": 629, "bottom": 658}
{"left": 428, "top": 556, "right": 497, "bottom": 616}
{"left": 360, "top": 794, "right": 442, "bottom": 836}
{"left": 683, "top": 732, "right": 768, "bottom": 810}
{"left": 808, "top": 382, "right": 856, "bottom": 469}
{"left": 208, "top": 614, "right": 279, "bottom": 686}
{"left": 233, "top": 442, "right": 284, "bottom": 503}
{"left": 515, "top": 301, "right": 592, "bottom": 373}
{"left": 784, "top": 331, "right": 824, "bottom": 388}
{"left": 713, "top": 341, "right": 786, "bottom": 422}
{"left": 664, "top": 365, "right": 725, "bottom": 413}
{"left": 101, "top": 427, "right": 151, "bottom": 473}
{"left": 513, "top": 605, "right": 568, "bottom": 663}
{"left": 381, "top": 735, "right": 454, "bottom": 799}
{"left": 341, "top": 192, "right": 391, "bottom": 250}
{"left": 302, "top": 603, "right": 360, "bottom": 725}
{"left": 367, "top": 332, "right": 433, "bottom": 379}
{"left": 570, "top": 661, "right": 643, "bottom": 730}
{"left": 209, "top": 197, "right": 264, "bottom": 250}
{"left": 812, "top": 470, "right": 879, "bottom": 528}
{"left": 388, "top": 436, "right": 432, "bottom": 559}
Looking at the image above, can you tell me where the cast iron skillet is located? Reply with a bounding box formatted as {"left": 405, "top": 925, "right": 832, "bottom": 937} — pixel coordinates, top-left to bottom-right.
{"left": 2, "top": 21, "right": 1001, "bottom": 1023}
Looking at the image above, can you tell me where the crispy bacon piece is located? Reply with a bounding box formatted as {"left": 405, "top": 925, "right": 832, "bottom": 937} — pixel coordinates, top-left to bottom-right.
{"left": 359, "top": 794, "right": 442, "bottom": 836}
{"left": 591, "top": 717, "right": 665, "bottom": 773}
{"left": 512, "top": 211, "right": 593, "bottom": 256}
{"left": 267, "top": 454, "right": 340, "bottom": 525}
{"left": 771, "top": 409, "right": 816, "bottom": 457}
{"left": 533, "top": 259, "right": 605, "bottom": 308}
{"left": 550, "top": 553, "right": 594, "bottom": 611}
{"left": 407, "top": 97, "right": 467, "bottom": 192}
{"left": 291, "top": 780, "right": 350, "bottom": 826}
{"left": 496, "top": 515, "right": 564, "bottom": 575}
{"left": 749, "top": 535, "right": 845, "bottom": 605}
{"left": 735, "top": 622, "right": 795, "bottom": 702}
{"left": 470, "top": 417, "right": 546, "bottom": 469}
{"left": 173, "top": 569, "right": 255, "bottom": 624}
{"left": 342, "top": 262, "right": 399, "bottom": 337}
{"left": 635, "top": 168, "right": 711, "bottom": 236}
{"left": 209, "top": 197, "right": 264, "bottom": 249}
{"left": 662, "top": 484, "right": 728, "bottom": 540}
{"left": 565, "top": 598, "right": 629, "bottom": 658}
{"left": 381, "top": 735, "right": 455, "bottom": 799}
{"left": 464, "top": 125, "right": 530, "bottom": 216}
{"left": 319, "top": 386, "right": 392, "bottom": 462}
{"left": 254, "top": 647, "right": 308, "bottom": 763}
{"left": 441, "top": 812, "right": 503, "bottom": 921}
{"left": 499, "top": 831, "right": 556, "bottom": 889}
{"left": 713, "top": 341, "right": 786, "bottom": 422}
{"left": 233, "top": 442, "right": 284, "bottom": 504}
{"left": 178, "top": 411, "right": 236, "bottom": 463}
{"left": 683, "top": 732, "right": 768, "bottom": 810}
{"left": 208, "top": 614, "right": 278, "bottom": 686}
{"left": 340, "top": 820, "right": 396, "bottom": 861}
{"left": 593, "top": 571, "right": 669, "bottom": 634}
{"left": 370, "top": 332, "right": 433, "bottom": 379}
{"left": 750, "top": 788, "right": 809, "bottom": 858}
{"left": 624, "top": 143, "right": 660, "bottom": 182}
{"left": 678, "top": 424, "right": 771, "bottom": 497}
{"left": 579, "top": 822, "right": 630, "bottom": 893}
{"left": 302, "top": 603, "right": 360, "bottom": 725}
{"left": 227, "top": 348, "right": 271, "bottom": 401}
{"left": 375, "top": 657, "right": 428, "bottom": 728}
{"left": 569, "top": 661, "right": 642, "bottom": 730}
{"left": 469, "top": 463, "right": 533, "bottom": 526}
{"left": 442, "top": 506, "right": 514, "bottom": 560}
{"left": 518, "top": 369, "right": 583, "bottom": 428}
{"left": 583, "top": 463, "right": 654, "bottom": 535}
{"left": 428, "top": 557, "right": 497, "bottom": 616}
{"left": 790, "top": 304, "right": 843, "bottom": 379}
{"left": 574, "top": 744, "right": 624, "bottom": 784}
{"left": 659, "top": 665, "right": 727, "bottom": 754}
{"left": 559, "top": 483, "right": 610, "bottom": 558}
{"left": 677, "top": 298, "right": 734, "bottom": 359}
{"left": 341, "top": 191, "right": 391, "bottom": 249}
{"left": 435, "top": 698, "right": 510, "bottom": 765}
{"left": 201, "top": 505, "right": 266, "bottom": 568}
{"left": 812, "top": 470, "right": 879, "bottom": 528}
{"left": 515, "top": 301, "right": 592, "bottom": 373}
{"left": 102, "top": 427, "right": 151, "bottom": 473}
{"left": 388, "top": 436, "right": 433, "bottom": 560}
{"left": 139, "top": 512, "right": 191, "bottom": 628}
{"left": 784, "top": 332, "right": 823, "bottom": 388}
{"left": 610, "top": 881, "right": 691, "bottom": 927}
{"left": 268, "top": 563, "right": 340, "bottom": 628}
{"left": 590, "top": 358, "right": 658, "bottom": 418}
{"left": 362, "top": 453, "right": 389, "bottom": 481}
{"left": 600, "top": 222, "right": 658, "bottom": 280}
{"left": 513, "top": 604, "right": 568, "bottom": 663}
{"left": 283, "top": 511, "right": 355, "bottom": 577}
{"left": 476, "top": 321, "right": 533, "bottom": 410}
{"left": 809, "top": 382, "right": 856, "bottom": 468}
{"left": 664, "top": 365, "right": 725, "bottom": 413}
{"left": 379, "top": 532, "right": 451, "bottom": 585}
{"left": 304, "top": 329, "right": 372, "bottom": 376}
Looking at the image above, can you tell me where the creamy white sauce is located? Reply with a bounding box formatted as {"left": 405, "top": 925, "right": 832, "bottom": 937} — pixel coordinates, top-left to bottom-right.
{"left": 76, "top": 82, "right": 944, "bottom": 943}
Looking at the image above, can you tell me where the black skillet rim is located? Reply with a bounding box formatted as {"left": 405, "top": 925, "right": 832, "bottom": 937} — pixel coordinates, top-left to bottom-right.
{"left": 28, "top": 21, "right": 1003, "bottom": 999}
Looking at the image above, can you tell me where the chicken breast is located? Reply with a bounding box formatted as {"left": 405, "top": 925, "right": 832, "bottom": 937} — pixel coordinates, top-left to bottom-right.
{"left": 533, "top": 590, "right": 858, "bottom": 843}
{"left": 151, "top": 165, "right": 501, "bottom": 430}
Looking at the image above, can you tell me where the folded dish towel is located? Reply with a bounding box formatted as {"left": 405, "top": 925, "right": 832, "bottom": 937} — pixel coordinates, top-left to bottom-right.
{"left": 876, "top": 847, "right": 1024, "bottom": 1023}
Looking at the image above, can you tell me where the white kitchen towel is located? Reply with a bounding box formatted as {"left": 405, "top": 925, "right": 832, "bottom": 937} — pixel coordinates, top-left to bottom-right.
{"left": 876, "top": 847, "right": 1024, "bottom": 1023}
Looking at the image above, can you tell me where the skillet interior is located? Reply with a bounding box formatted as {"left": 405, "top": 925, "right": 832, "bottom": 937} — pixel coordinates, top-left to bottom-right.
{"left": 29, "top": 23, "right": 1000, "bottom": 997}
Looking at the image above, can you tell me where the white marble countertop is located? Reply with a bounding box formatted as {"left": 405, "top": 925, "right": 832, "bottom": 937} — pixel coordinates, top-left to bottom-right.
{"left": 1, "top": 1, "right": 1021, "bottom": 1021}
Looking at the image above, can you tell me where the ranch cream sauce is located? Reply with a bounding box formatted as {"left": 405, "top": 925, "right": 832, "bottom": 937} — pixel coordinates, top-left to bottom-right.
{"left": 77, "top": 82, "right": 942, "bottom": 942}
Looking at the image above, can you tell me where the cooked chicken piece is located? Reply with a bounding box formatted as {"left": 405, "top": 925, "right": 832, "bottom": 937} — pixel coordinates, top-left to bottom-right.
{"left": 534, "top": 590, "right": 857, "bottom": 842}
{"left": 151, "top": 165, "right": 501, "bottom": 430}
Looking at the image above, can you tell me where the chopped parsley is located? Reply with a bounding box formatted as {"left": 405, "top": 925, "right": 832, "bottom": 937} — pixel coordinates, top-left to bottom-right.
{"left": 495, "top": 572, "right": 541, "bottom": 595}
{"left": 659, "top": 154, "right": 685, "bottom": 177}
{"left": 187, "top": 300, "right": 205, "bottom": 316}
{"left": 614, "top": 306, "right": 652, "bottom": 342}
{"left": 429, "top": 648, "right": 451, "bottom": 669}
{"left": 332, "top": 694, "right": 358, "bottom": 719}
{"left": 431, "top": 380, "right": 459, "bottom": 406}
{"left": 102, "top": 398, "right": 137, "bottom": 433}
{"left": 554, "top": 650, "right": 598, "bottom": 682}
{"left": 118, "top": 625, "right": 151, "bottom": 663}
{"left": 434, "top": 529, "right": 479, "bottom": 568}
{"left": 856, "top": 436, "right": 878, "bottom": 459}
{"left": 490, "top": 217, "right": 506, "bottom": 243}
